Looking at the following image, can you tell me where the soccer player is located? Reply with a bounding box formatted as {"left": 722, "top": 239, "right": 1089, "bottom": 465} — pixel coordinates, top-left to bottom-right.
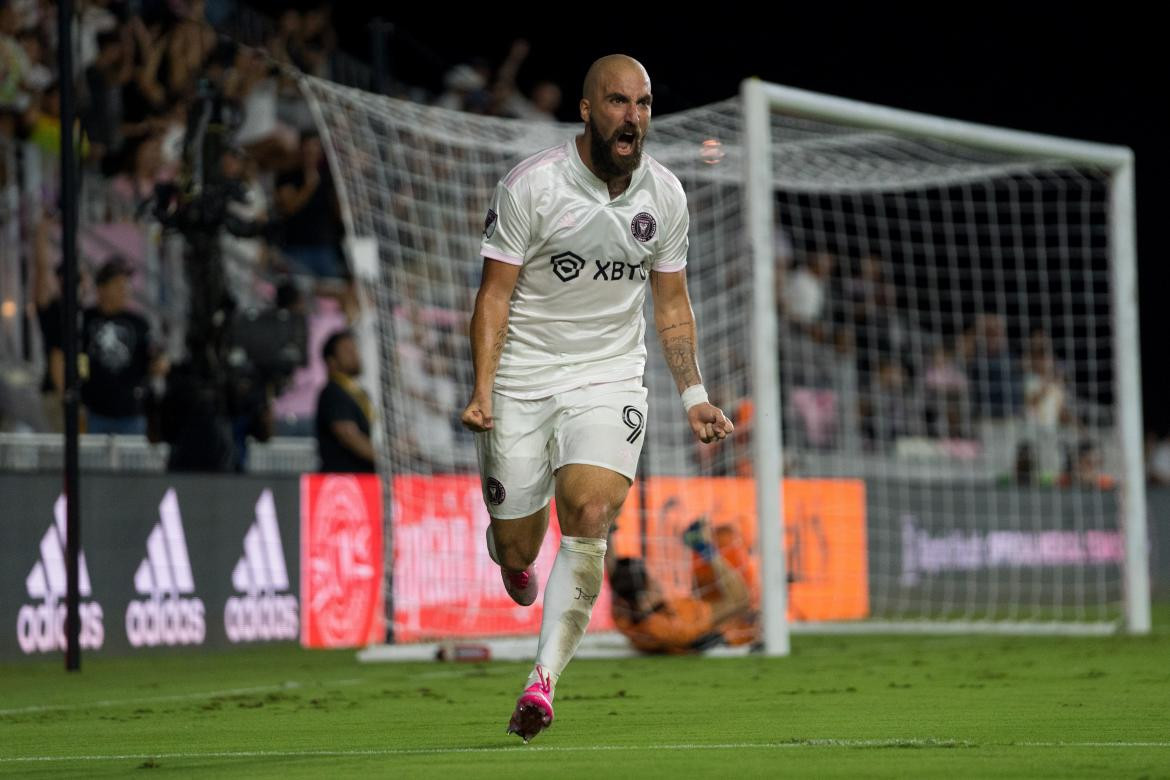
{"left": 461, "top": 54, "right": 734, "bottom": 742}
{"left": 609, "top": 520, "right": 758, "bottom": 654}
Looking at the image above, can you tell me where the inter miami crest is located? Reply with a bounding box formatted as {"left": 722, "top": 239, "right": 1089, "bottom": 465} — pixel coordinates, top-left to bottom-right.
{"left": 483, "top": 208, "right": 498, "bottom": 239}
{"left": 630, "top": 212, "right": 657, "bottom": 242}
{"left": 486, "top": 477, "right": 506, "bottom": 506}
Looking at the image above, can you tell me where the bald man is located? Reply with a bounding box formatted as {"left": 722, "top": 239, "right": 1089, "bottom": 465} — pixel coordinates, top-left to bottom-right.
{"left": 461, "top": 54, "right": 734, "bottom": 743}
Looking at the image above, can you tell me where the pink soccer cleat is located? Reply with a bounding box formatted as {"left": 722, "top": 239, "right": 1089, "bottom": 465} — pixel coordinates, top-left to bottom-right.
{"left": 501, "top": 567, "right": 538, "bottom": 606}
{"left": 506, "top": 667, "right": 554, "bottom": 743}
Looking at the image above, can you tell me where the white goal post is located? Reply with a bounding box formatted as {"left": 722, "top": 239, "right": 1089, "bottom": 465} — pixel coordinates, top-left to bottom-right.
{"left": 742, "top": 79, "right": 1147, "bottom": 648}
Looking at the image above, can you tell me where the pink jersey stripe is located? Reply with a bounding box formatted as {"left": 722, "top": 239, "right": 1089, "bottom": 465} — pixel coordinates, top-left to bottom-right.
{"left": 504, "top": 144, "right": 569, "bottom": 188}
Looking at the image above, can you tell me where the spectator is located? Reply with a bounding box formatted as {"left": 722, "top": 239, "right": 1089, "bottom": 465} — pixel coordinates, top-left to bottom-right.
{"left": 782, "top": 251, "right": 833, "bottom": 342}
{"left": 1023, "top": 329, "right": 1069, "bottom": 429}
{"left": 0, "top": 2, "right": 38, "bottom": 113}
{"left": 77, "top": 0, "right": 118, "bottom": 72}
{"left": 862, "top": 357, "right": 923, "bottom": 449}
{"left": 1147, "top": 432, "right": 1170, "bottom": 485}
{"left": 275, "top": 131, "right": 346, "bottom": 279}
{"left": 80, "top": 256, "right": 160, "bottom": 435}
{"left": 491, "top": 39, "right": 561, "bottom": 121}
{"left": 844, "top": 254, "right": 909, "bottom": 374}
{"left": 32, "top": 216, "right": 70, "bottom": 431}
{"left": 315, "top": 329, "right": 375, "bottom": 473}
{"left": 228, "top": 44, "right": 298, "bottom": 170}
{"left": 1059, "top": 440, "right": 1114, "bottom": 490}
{"left": 110, "top": 128, "right": 167, "bottom": 203}
{"left": 81, "top": 28, "right": 132, "bottom": 172}
{"left": 922, "top": 343, "right": 970, "bottom": 438}
{"left": 121, "top": 14, "right": 167, "bottom": 126}
{"left": 164, "top": 0, "right": 215, "bottom": 98}
{"left": 436, "top": 63, "right": 488, "bottom": 113}
{"left": 15, "top": 26, "right": 51, "bottom": 92}
{"left": 28, "top": 81, "right": 91, "bottom": 161}
{"left": 966, "top": 313, "right": 1021, "bottom": 421}
{"left": 297, "top": 4, "right": 335, "bottom": 80}
{"left": 1015, "top": 441, "right": 1037, "bottom": 486}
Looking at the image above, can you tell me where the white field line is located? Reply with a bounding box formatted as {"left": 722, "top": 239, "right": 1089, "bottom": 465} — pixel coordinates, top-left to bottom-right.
{"left": 2, "top": 740, "right": 1169, "bottom": 763}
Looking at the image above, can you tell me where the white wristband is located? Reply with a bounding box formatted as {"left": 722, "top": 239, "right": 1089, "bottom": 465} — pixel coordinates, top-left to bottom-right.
{"left": 681, "top": 384, "right": 709, "bottom": 412}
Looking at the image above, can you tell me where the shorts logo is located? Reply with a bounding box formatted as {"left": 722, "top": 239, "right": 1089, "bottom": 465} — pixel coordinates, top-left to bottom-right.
{"left": 483, "top": 209, "right": 498, "bottom": 239}
{"left": 622, "top": 406, "right": 645, "bottom": 443}
{"left": 630, "top": 212, "right": 657, "bottom": 242}
{"left": 486, "top": 478, "right": 507, "bottom": 506}
{"left": 550, "top": 251, "right": 586, "bottom": 282}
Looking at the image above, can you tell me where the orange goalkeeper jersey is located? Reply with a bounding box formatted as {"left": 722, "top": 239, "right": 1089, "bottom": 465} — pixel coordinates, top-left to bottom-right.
{"left": 614, "top": 597, "right": 717, "bottom": 654}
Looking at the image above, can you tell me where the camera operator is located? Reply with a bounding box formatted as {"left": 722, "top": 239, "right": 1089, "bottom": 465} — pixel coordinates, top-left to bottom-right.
{"left": 150, "top": 79, "right": 304, "bottom": 472}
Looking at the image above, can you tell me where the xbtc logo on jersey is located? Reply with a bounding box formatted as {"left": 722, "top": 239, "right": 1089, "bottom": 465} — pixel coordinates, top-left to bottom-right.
{"left": 125, "top": 489, "right": 206, "bottom": 647}
{"left": 551, "top": 251, "right": 648, "bottom": 284}
{"left": 16, "top": 496, "right": 104, "bottom": 654}
{"left": 224, "top": 489, "right": 298, "bottom": 643}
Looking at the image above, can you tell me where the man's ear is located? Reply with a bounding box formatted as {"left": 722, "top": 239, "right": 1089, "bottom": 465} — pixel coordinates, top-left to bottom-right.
{"left": 579, "top": 98, "right": 590, "bottom": 123}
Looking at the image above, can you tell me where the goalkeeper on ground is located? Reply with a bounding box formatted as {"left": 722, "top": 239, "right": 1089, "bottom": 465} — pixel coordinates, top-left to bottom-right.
{"left": 608, "top": 520, "right": 758, "bottom": 653}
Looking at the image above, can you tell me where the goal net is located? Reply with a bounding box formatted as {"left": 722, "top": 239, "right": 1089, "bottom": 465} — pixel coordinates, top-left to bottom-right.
{"left": 299, "top": 75, "right": 1147, "bottom": 649}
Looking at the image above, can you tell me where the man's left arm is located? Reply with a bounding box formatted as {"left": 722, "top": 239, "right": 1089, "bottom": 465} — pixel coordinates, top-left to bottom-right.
{"left": 650, "top": 270, "right": 734, "bottom": 444}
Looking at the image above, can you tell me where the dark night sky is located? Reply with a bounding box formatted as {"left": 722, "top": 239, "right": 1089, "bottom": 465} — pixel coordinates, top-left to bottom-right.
{"left": 311, "top": 9, "right": 1166, "bottom": 432}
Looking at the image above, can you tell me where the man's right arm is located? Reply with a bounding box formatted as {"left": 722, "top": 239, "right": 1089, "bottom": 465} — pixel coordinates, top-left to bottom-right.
{"left": 275, "top": 170, "right": 320, "bottom": 217}
{"left": 705, "top": 554, "right": 752, "bottom": 626}
{"left": 461, "top": 259, "right": 521, "bottom": 432}
{"left": 330, "top": 419, "right": 375, "bottom": 463}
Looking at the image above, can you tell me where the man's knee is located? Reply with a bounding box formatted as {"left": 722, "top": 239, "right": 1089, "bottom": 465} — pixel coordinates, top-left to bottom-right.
{"left": 558, "top": 496, "right": 623, "bottom": 538}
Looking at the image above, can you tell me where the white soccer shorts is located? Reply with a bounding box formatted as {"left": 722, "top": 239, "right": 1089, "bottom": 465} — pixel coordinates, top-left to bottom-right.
{"left": 474, "top": 377, "right": 648, "bottom": 519}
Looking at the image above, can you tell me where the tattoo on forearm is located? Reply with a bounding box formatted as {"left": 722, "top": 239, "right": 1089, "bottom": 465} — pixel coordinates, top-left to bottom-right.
{"left": 657, "top": 321, "right": 690, "bottom": 334}
{"left": 662, "top": 334, "right": 701, "bottom": 390}
{"left": 490, "top": 324, "right": 507, "bottom": 365}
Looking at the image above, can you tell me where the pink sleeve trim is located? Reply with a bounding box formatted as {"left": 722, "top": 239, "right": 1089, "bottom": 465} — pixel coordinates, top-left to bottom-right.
{"left": 482, "top": 246, "right": 524, "bottom": 266}
{"left": 654, "top": 259, "right": 687, "bottom": 273}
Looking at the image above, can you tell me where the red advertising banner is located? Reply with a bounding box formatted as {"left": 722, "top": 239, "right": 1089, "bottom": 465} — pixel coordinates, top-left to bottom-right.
{"left": 300, "top": 474, "right": 384, "bottom": 648}
{"left": 390, "top": 476, "right": 865, "bottom": 641}
{"left": 391, "top": 475, "right": 621, "bottom": 642}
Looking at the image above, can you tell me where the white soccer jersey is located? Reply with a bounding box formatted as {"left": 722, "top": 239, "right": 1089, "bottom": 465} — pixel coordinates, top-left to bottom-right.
{"left": 480, "top": 138, "right": 689, "bottom": 399}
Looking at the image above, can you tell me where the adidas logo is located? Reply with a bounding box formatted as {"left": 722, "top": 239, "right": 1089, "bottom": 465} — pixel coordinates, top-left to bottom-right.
{"left": 16, "top": 496, "right": 105, "bottom": 654}
{"left": 224, "top": 490, "right": 299, "bottom": 643}
{"left": 125, "top": 489, "right": 206, "bottom": 647}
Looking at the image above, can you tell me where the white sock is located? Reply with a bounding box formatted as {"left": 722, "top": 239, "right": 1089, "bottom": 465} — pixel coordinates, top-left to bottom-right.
{"left": 530, "top": 535, "right": 607, "bottom": 690}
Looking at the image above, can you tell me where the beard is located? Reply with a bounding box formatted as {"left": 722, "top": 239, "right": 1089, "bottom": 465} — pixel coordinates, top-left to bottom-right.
{"left": 588, "top": 115, "right": 645, "bottom": 180}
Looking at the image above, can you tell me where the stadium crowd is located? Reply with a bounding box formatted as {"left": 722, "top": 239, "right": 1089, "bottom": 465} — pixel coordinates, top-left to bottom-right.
{"left": 0, "top": 0, "right": 1137, "bottom": 487}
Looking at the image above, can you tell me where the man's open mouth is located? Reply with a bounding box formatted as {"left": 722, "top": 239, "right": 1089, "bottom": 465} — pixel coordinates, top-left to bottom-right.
{"left": 615, "top": 129, "right": 637, "bottom": 155}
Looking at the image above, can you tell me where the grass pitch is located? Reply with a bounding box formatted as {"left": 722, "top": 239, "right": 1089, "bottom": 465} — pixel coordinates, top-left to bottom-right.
{"left": 2, "top": 610, "right": 1168, "bottom": 778}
